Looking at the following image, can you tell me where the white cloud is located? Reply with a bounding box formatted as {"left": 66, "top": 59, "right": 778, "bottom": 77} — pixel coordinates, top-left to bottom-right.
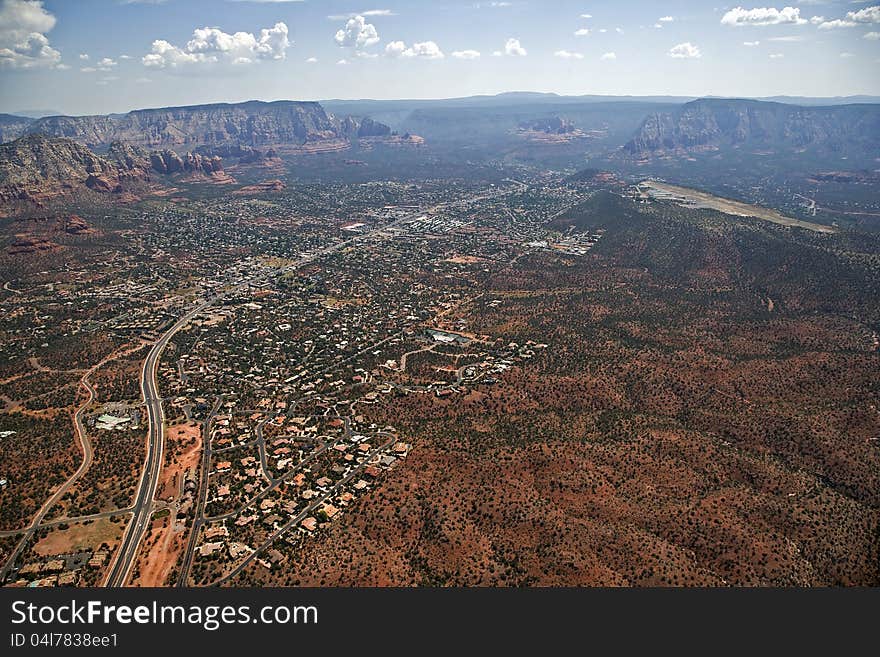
{"left": 79, "top": 53, "right": 89, "bottom": 60}
{"left": 768, "top": 35, "right": 804, "bottom": 41}
{"left": 839, "top": 51, "right": 855, "bottom": 58}
{"left": 849, "top": 6, "right": 880, "bottom": 24}
{"left": 451, "top": 49, "right": 481, "bottom": 59}
{"left": 580, "top": 13, "right": 592, "bottom": 19}
{"left": 720, "top": 6, "right": 807, "bottom": 27}
{"left": 769, "top": 52, "right": 784, "bottom": 58}
{"left": 504, "top": 37, "right": 527, "bottom": 56}
{"left": 554, "top": 49, "right": 583, "bottom": 59}
{"left": 659, "top": 16, "right": 674, "bottom": 23}
{"left": 305, "top": 56, "right": 318, "bottom": 63}
{"left": 491, "top": 50, "right": 502, "bottom": 56}
{"left": 385, "top": 40, "right": 444, "bottom": 59}
{"left": 335, "top": 15, "right": 380, "bottom": 49}
{"left": 328, "top": 9, "right": 396, "bottom": 20}
{"left": 817, "top": 6, "right": 880, "bottom": 29}
{"left": 668, "top": 42, "right": 701, "bottom": 58}
{"left": 865, "top": 31, "right": 880, "bottom": 40}
{"left": 743, "top": 40, "right": 761, "bottom": 46}
{"left": 0, "top": 0, "right": 62, "bottom": 69}
{"left": 600, "top": 51, "right": 617, "bottom": 61}
{"left": 817, "top": 19, "right": 855, "bottom": 29}
{"left": 574, "top": 27, "right": 591, "bottom": 36}
{"left": 143, "top": 22, "right": 290, "bottom": 68}
{"left": 337, "top": 58, "right": 347, "bottom": 65}
{"left": 82, "top": 57, "right": 116, "bottom": 72}
{"left": 384, "top": 40, "right": 407, "bottom": 57}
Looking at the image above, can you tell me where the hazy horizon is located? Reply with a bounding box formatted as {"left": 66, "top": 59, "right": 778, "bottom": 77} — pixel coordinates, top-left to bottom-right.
{"left": 2, "top": 0, "right": 879, "bottom": 116}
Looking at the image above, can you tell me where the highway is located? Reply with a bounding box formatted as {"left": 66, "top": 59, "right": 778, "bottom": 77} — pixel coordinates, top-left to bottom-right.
{"left": 104, "top": 302, "right": 209, "bottom": 587}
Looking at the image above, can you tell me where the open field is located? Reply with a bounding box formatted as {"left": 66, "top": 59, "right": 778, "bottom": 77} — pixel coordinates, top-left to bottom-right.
{"left": 33, "top": 517, "right": 124, "bottom": 557}
{"left": 639, "top": 180, "right": 836, "bottom": 233}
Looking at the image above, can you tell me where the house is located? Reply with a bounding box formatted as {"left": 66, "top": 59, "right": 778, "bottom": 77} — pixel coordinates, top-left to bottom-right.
{"left": 267, "top": 549, "right": 286, "bottom": 565}
{"left": 57, "top": 571, "right": 79, "bottom": 586}
{"left": 204, "top": 526, "right": 229, "bottom": 540}
{"left": 198, "top": 542, "right": 223, "bottom": 557}
{"left": 235, "top": 514, "right": 256, "bottom": 526}
{"left": 301, "top": 517, "right": 317, "bottom": 532}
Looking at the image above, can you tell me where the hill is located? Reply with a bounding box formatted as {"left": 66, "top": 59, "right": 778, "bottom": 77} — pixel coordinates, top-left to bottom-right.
{"left": 1, "top": 100, "right": 393, "bottom": 151}
{"left": 624, "top": 98, "right": 880, "bottom": 158}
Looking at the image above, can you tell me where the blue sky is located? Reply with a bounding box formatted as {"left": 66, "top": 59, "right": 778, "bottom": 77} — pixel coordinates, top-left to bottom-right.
{"left": 1, "top": 0, "right": 878, "bottom": 115}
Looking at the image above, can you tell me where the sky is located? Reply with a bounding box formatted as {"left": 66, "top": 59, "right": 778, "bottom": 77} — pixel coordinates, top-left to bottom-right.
{"left": 0, "top": 0, "right": 878, "bottom": 115}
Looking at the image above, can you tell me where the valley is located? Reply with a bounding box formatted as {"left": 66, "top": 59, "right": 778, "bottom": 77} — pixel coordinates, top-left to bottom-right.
{"left": 0, "top": 92, "right": 878, "bottom": 589}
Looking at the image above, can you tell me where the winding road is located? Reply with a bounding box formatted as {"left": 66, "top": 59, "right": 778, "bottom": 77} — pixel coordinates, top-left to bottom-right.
{"left": 0, "top": 365, "right": 101, "bottom": 581}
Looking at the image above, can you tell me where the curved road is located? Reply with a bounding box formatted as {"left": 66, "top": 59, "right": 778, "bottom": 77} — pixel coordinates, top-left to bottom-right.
{"left": 104, "top": 302, "right": 209, "bottom": 587}
{"left": 0, "top": 369, "right": 98, "bottom": 581}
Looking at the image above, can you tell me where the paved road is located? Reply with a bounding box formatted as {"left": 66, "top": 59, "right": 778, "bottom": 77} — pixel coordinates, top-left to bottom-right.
{"left": 211, "top": 435, "right": 395, "bottom": 587}
{"left": 0, "top": 368, "right": 99, "bottom": 582}
{"left": 104, "top": 303, "right": 209, "bottom": 587}
{"left": 175, "top": 399, "right": 221, "bottom": 588}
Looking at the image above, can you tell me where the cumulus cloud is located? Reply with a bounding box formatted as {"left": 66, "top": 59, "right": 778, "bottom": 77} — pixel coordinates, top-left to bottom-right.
{"left": 305, "top": 56, "right": 318, "bottom": 63}
{"left": 504, "top": 37, "right": 527, "bottom": 56}
{"left": 0, "top": 0, "right": 63, "bottom": 68}
{"left": 721, "top": 6, "right": 807, "bottom": 27}
{"left": 743, "top": 40, "right": 761, "bottom": 46}
{"left": 668, "top": 42, "right": 701, "bottom": 58}
{"left": 451, "top": 49, "right": 480, "bottom": 59}
{"left": 82, "top": 57, "right": 116, "bottom": 73}
{"left": 554, "top": 50, "right": 583, "bottom": 59}
{"left": 865, "top": 31, "right": 880, "bottom": 40}
{"left": 143, "top": 22, "right": 290, "bottom": 68}
{"left": 817, "top": 5, "right": 880, "bottom": 29}
{"left": 769, "top": 52, "right": 784, "bottom": 58}
{"left": 849, "top": 6, "right": 880, "bottom": 24}
{"left": 659, "top": 16, "right": 674, "bottom": 23}
{"left": 574, "top": 27, "right": 591, "bottom": 36}
{"left": 335, "top": 15, "right": 380, "bottom": 49}
{"left": 600, "top": 52, "right": 617, "bottom": 61}
{"left": 385, "top": 40, "right": 444, "bottom": 59}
